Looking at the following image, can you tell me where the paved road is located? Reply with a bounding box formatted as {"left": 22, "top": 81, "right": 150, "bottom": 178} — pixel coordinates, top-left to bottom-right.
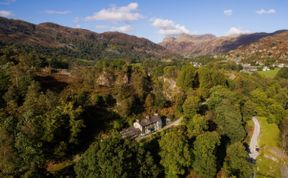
{"left": 249, "top": 116, "right": 260, "bottom": 160}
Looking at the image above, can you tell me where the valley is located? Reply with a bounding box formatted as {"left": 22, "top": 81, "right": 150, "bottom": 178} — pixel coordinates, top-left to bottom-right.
{"left": 0, "top": 13, "right": 287, "bottom": 178}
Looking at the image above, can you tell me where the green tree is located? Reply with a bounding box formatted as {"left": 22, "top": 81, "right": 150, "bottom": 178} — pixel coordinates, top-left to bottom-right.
{"left": 193, "top": 131, "right": 220, "bottom": 178}
{"left": 176, "top": 65, "right": 196, "bottom": 90}
{"left": 159, "top": 129, "right": 192, "bottom": 177}
{"left": 74, "top": 142, "right": 101, "bottom": 178}
{"left": 0, "top": 127, "right": 18, "bottom": 176}
{"left": 185, "top": 114, "right": 208, "bottom": 138}
{"left": 198, "top": 67, "right": 227, "bottom": 89}
{"left": 241, "top": 99, "right": 257, "bottom": 121}
{"left": 224, "top": 142, "right": 253, "bottom": 178}
{"left": 276, "top": 67, "right": 288, "bottom": 79}
{"left": 182, "top": 95, "right": 200, "bottom": 117}
{"left": 214, "top": 102, "right": 246, "bottom": 143}
{"left": 75, "top": 137, "right": 159, "bottom": 178}
{"left": 144, "top": 94, "right": 154, "bottom": 112}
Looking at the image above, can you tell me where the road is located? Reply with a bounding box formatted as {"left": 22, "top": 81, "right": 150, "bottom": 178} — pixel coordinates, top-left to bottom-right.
{"left": 249, "top": 116, "right": 260, "bottom": 160}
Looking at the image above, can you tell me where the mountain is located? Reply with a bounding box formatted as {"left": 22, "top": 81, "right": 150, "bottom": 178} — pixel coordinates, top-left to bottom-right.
{"left": 160, "top": 31, "right": 287, "bottom": 57}
{"left": 1, "top": 17, "right": 287, "bottom": 62}
{"left": 0, "top": 17, "right": 169, "bottom": 60}
{"left": 228, "top": 30, "right": 288, "bottom": 64}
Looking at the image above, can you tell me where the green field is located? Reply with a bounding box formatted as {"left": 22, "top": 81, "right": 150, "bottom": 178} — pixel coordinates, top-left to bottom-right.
{"left": 258, "top": 68, "right": 280, "bottom": 78}
{"left": 256, "top": 117, "right": 282, "bottom": 178}
{"left": 258, "top": 117, "right": 280, "bottom": 147}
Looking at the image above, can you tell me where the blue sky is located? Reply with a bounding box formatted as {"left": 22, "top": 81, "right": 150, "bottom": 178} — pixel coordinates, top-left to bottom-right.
{"left": 0, "top": 0, "right": 287, "bottom": 42}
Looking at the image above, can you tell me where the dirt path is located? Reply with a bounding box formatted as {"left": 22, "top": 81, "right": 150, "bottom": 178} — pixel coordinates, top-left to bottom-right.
{"left": 249, "top": 116, "right": 260, "bottom": 160}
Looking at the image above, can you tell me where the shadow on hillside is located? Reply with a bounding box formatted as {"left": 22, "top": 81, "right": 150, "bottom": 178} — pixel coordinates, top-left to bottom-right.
{"left": 35, "top": 75, "right": 68, "bottom": 92}
{"left": 221, "top": 30, "right": 288, "bottom": 52}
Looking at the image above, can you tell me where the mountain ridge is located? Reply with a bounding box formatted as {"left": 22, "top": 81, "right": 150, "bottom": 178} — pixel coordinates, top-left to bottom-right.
{"left": 160, "top": 30, "right": 288, "bottom": 57}
{"left": 0, "top": 17, "right": 170, "bottom": 60}
{"left": 1, "top": 17, "right": 288, "bottom": 61}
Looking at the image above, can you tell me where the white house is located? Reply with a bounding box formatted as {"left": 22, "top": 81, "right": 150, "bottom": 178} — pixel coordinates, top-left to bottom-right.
{"left": 121, "top": 114, "right": 164, "bottom": 138}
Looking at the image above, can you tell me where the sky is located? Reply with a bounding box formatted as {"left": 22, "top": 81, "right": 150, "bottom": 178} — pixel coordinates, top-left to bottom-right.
{"left": 0, "top": 0, "right": 287, "bottom": 42}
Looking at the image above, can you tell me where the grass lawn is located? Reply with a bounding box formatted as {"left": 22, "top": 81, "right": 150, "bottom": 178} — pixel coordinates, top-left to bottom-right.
{"left": 257, "top": 68, "right": 280, "bottom": 78}
{"left": 256, "top": 117, "right": 282, "bottom": 178}
{"left": 256, "top": 156, "right": 282, "bottom": 178}
{"left": 258, "top": 117, "right": 280, "bottom": 147}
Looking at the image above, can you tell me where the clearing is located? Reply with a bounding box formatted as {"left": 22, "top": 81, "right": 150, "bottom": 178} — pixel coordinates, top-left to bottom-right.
{"left": 255, "top": 117, "right": 287, "bottom": 178}
{"left": 257, "top": 68, "right": 280, "bottom": 78}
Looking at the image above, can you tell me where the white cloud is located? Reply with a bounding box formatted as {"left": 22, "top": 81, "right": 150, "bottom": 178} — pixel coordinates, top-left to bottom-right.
{"left": 85, "top": 2, "right": 142, "bottom": 21}
{"left": 110, "top": 25, "right": 132, "bottom": 33}
{"left": 45, "top": 10, "right": 71, "bottom": 15}
{"left": 224, "top": 9, "right": 233, "bottom": 16}
{"left": 0, "top": 0, "right": 16, "bottom": 5}
{"left": 0, "top": 10, "right": 13, "bottom": 17}
{"left": 226, "top": 27, "right": 250, "bottom": 36}
{"left": 95, "top": 25, "right": 108, "bottom": 29}
{"left": 152, "top": 18, "right": 190, "bottom": 35}
{"left": 256, "top": 9, "right": 276, "bottom": 15}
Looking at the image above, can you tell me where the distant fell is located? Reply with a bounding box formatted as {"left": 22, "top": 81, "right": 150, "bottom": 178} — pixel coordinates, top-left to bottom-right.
{"left": 0, "top": 17, "right": 169, "bottom": 60}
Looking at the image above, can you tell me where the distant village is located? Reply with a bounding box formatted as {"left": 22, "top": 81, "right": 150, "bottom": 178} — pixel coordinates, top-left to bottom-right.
{"left": 191, "top": 56, "right": 288, "bottom": 74}
{"left": 233, "top": 58, "right": 288, "bottom": 73}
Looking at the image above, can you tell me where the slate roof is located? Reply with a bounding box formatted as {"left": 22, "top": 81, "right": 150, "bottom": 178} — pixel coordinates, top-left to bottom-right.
{"left": 139, "top": 115, "right": 161, "bottom": 127}
{"left": 120, "top": 127, "right": 141, "bottom": 139}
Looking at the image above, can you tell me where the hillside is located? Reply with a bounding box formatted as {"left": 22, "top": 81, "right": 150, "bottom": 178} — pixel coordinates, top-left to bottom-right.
{"left": 227, "top": 30, "right": 288, "bottom": 64}
{"left": 160, "top": 31, "right": 287, "bottom": 57}
{"left": 0, "top": 17, "right": 169, "bottom": 60}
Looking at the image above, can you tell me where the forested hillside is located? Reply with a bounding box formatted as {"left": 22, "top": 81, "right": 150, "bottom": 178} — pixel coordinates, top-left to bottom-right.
{"left": 1, "top": 45, "right": 287, "bottom": 177}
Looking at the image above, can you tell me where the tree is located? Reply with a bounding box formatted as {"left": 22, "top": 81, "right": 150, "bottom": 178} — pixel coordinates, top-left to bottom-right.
{"left": 214, "top": 101, "right": 246, "bottom": 143}
{"left": 74, "top": 137, "right": 159, "bottom": 178}
{"left": 198, "top": 67, "right": 227, "bottom": 89}
{"left": 241, "top": 99, "right": 257, "bottom": 121}
{"left": 185, "top": 114, "right": 208, "bottom": 138}
{"left": 276, "top": 67, "right": 288, "bottom": 79}
{"left": 176, "top": 65, "right": 196, "bottom": 90}
{"left": 144, "top": 94, "right": 154, "bottom": 112}
{"left": 131, "top": 66, "right": 150, "bottom": 99}
{"left": 0, "top": 65, "right": 10, "bottom": 105}
{"left": 224, "top": 142, "right": 253, "bottom": 178}
{"left": 206, "top": 86, "right": 246, "bottom": 142}
{"left": 207, "top": 86, "right": 238, "bottom": 110}
{"left": 62, "top": 102, "right": 85, "bottom": 144}
{"left": 193, "top": 131, "right": 220, "bottom": 178}
{"left": 159, "top": 129, "right": 192, "bottom": 177}
{"left": 182, "top": 95, "right": 200, "bottom": 117}
{"left": 0, "top": 127, "right": 18, "bottom": 176}
{"left": 74, "top": 142, "right": 101, "bottom": 178}
{"left": 163, "top": 66, "right": 178, "bottom": 78}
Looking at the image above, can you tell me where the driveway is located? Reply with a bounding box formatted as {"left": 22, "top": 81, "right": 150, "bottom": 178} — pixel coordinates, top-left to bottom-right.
{"left": 249, "top": 116, "right": 260, "bottom": 160}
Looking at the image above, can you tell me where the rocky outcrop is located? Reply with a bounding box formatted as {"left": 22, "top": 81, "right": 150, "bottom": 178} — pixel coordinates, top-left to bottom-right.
{"left": 161, "top": 77, "right": 180, "bottom": 100}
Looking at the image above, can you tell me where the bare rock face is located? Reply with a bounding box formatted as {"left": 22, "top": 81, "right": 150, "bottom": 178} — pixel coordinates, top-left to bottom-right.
{"left": 96, "top": 71, "right": 130, "bottom": 87}
{"left": 116, "top": 74, "right": 129, "bottom": 86}
{"left": 96, "top": 72, "right": 115, "bottom": 87}
{"left": 161, "top": 77, "right": 180, "bottom": 100}
{"left": 161, "top": 33, "right": 218, "bottom": 56}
